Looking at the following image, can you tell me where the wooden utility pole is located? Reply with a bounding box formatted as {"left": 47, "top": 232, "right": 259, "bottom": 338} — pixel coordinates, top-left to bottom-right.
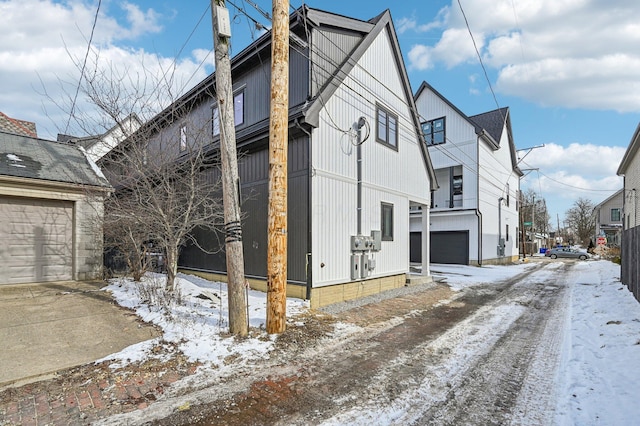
{"left": 266, "top": 0, "right": 289, "bottom": 334}
{"left": 211, "top": 0, "right": 248, "bottom": 336}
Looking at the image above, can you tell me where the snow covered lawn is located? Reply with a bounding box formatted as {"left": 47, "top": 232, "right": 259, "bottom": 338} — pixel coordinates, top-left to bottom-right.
{"left": 101, "top": 272, "right": 308, "bottom": 373}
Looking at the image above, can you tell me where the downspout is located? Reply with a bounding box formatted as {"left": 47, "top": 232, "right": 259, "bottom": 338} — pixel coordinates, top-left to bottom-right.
{"left": 498, "top": 197, "right": 504, "bottom": 258}
{"left": 476, "top": 134, "right": 482, "bottom": 266}
{"left": 356, "top": 117, "right": 366, "bottom": 235}
{"left": 296, "top": 118, "right": 313, "bottom": 301}
{"left": 475, "top": 210, "right": 482, "bottom": 266}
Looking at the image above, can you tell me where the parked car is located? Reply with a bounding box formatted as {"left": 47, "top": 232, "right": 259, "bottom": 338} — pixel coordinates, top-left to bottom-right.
{"left": 545, "top": 247, "right": 589, "bottom": 260}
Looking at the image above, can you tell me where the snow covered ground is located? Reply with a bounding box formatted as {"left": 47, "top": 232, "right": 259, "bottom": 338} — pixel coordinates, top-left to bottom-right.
{"left": 429, "top": 259, "right": 640, "bottom": 425}
{"left": 101, "top": 259, "right": 640, "bottom": 424}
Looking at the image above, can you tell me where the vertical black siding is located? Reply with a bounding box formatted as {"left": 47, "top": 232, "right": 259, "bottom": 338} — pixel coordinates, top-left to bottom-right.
{"left": 311, "top": 28, "right": 362, "bottom": 96}
{"left": 179, "top": 135, "right": 309, "bottom": 284}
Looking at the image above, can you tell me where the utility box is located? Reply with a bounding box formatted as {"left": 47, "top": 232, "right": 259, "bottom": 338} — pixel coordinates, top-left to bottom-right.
{"left": 360, "top": 254, "right": 370, "bottom": 278}
{"left": 351, "top": 254, "right": 361, "bottom": 280}
{"left": 216, "top": 6, "right": 232, "bottom": 37}
{"left": 351, "top": 235, "right": 364, "bottom": 251}
{"left": 371, "top": 230, "right": 381, "bottom": 251}
{"left": 497, "top": 238, "right": 506, "bottom": 256}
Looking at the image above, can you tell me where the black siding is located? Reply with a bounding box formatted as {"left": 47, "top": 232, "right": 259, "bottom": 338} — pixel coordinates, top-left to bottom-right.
{"left": 179, "top": 135, "right": 309, "bottom": 284}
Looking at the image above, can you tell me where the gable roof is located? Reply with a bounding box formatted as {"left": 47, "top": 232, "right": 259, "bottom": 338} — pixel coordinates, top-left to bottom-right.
{"left": 301, "top": 8, "right": 437, "bottom": 190}
{"left": 58, "top": 114, "right": 142, "bottom": 163}
{"left": 469, "top": 107, "right": 509, "bottom": 147}
{"left": 415, "top": 82, "right": 522, "bottom": 177}
{"left": 617, "top": 122, "right": 640, "bottom": 176}
{"left": 134, "top": 6, "right": 437, "bottom": 191}
{"left": 0, "top": 131, "right": 110, "bottom": 188}
{"left": 0, "top": 112, "right": 37, "bottom": 138}
{"left": 594, "top": 188, "right": 623, "bottom": 209}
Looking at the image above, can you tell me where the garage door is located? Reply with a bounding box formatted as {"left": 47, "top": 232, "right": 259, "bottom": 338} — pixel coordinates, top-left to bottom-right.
{"left": 430, "top": 231, "right": 469, "bottom": 265}
{"left": 410, "top": 232, "right": 422, "bottom": 263}
{"left": 0, "top": 196, "right": 73, "bottom": 284}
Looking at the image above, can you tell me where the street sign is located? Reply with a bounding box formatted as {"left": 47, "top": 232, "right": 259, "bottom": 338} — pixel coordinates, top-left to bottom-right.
{"left": 524, "top": 221, "right": 533, "bottom": 226}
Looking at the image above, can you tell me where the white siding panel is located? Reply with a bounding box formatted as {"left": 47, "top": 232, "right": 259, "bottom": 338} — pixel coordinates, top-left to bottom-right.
{"left": 478, "top": 131, "right": 520, "bottom": 260}
{"left": 430, "top": 212, "right": 479, "bottom": 263}
{"left": 311, "top": 27, "right": 429, "bottom": 287}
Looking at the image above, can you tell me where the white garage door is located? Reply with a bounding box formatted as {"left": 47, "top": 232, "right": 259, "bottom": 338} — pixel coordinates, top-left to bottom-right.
{"left": 0, "top": 196, "right": 73, "bottom": 284}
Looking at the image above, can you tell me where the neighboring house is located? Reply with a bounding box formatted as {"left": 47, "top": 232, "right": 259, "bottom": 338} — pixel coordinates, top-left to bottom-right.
{"left": 593, "top": 189, "right": 623, "bottom": 247}
{"left": 617, "top": 122, "right": 640, "bottom": 302}
{"left": 0, "top": 112, "right": 37, "bottom": 138}
{"left": 58, "top": 114, "right": 142, "bottom": 163}
{"left": 0, "top": 131, "right": 111, "bottom": 285}
{"left": 114, "top": 7, "right": 436, "bottom": 308}
{"left": 413, "top": 82, "right": 522, "bottom": 265}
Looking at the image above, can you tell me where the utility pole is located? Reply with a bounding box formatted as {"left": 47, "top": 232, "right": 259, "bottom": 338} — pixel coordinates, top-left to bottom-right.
{"left": 266, "top": 0, "right": 289, "bottom": 334}
{"left": 211, "top": 0, "right": 248, "bottom": 336}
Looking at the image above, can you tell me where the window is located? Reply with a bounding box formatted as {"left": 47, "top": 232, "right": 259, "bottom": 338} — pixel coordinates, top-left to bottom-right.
{"left": 506, "top": 183, "right": 510, "bottom": 207}
{"left": 376, "top": 105, "right": 398, "bottom": 149}
{"left": 212, "top": 90, "right": 245, "bottom": 136}
{"left": 452, "top": 175, "right": 463, "bottom": 196}
{"left": 451, "top": 166, "right": 463, "bottom": 208}
{"left": 381, "top": 202, "right": 394, "bottom": 241}
{"left": 179, "top": 124, "right": 187, "bottom": 152}
{"left": 611, "top": 208, "right": 621, "bottom": 222}
{"left": 421, "top": 116, "right": 446, "bottom": 145}
{"left": 506, "top": 224, "right": 509, "bottom": 241}
{"left": 212, "top": 106, "right": 220, "bottom": 136}
{"left": 234, "top": 91, "right": 244, "bottom": 126}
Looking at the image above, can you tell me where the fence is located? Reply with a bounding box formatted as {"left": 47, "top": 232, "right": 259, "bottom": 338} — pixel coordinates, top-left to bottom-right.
{"left": 621, "top": 226, "right": 640, "bottom": 303}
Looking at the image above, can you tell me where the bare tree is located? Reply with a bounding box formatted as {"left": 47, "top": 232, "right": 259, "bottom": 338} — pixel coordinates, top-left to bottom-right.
{"left": 100, "top": 115, "right": 224, "bottom": 291}
{"left": 565, "top": 197, "right": 596, "bottom": 246}
{"left": 565, "top": 198, "right": 596, "bottom": 246}
{"left": 51, "top": 53, "right": 226, "bottom": 292}
{"left": 520, "top": 189, "right": 551, "bottom": 232}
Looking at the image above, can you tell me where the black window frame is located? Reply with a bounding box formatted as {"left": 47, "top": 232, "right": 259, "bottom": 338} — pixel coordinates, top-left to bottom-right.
{"left": 421, "top": 116, "right": 446, "bottom": 146}
{"left": 381, "top": 202, "right": 394, "bottom": 241}
{"left": 212, "top": 89, "right": 245, "bottom": 137}
{"left": 376, "top": 104, "right": 399, "bottom": 150}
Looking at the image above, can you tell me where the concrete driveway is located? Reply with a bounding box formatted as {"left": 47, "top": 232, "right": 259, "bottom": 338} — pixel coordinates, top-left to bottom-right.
{"left": 0, "top": 281, "right": 160, "bottom": 389}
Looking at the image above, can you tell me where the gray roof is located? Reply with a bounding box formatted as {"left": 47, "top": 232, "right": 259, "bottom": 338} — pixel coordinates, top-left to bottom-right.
{"left": 0, "top": 131, "right": 110, "bottom": 188}
{"left": 469, "top": 107, "right": 509, "bottom": 147}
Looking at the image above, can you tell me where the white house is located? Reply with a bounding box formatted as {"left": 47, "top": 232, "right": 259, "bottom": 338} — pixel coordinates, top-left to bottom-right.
{"left": 412, "top": 82, "right": 522, "bottom": 265}
{"left": 594, "top": 189, "right": 623, "bottom": 247}
{"left": 59, "top": 114, "right": 142, "bottom": 163}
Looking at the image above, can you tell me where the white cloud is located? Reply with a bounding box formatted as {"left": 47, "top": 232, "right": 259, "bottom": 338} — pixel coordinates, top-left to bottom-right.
{"left": 402, "top": 0, "right": 640, "bottom": 112}
{"left": 119, "top": 2, "right": 162, "bottom": 38}
{"left": 0, "top": 0, "right": 209, "bottom": 139}
{"left": 519, "top": 143, "right": 624, "bottom": 215}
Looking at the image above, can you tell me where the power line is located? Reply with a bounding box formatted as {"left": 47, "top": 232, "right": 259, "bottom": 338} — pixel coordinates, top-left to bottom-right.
{"left": 456, "top": 0, "right": 501, "bottom": 116}
{"left": 65, "top": 0, "right": 101, "bottom": 134}
{"left": 201, "top": 3, "right": 520, "bottom": 200}
{"left": 520, "top": 162, "right": 621, "bottom": 193}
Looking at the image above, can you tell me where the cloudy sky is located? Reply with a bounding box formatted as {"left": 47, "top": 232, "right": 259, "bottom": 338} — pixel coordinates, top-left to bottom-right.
{"left": 1, "top": 0, "right": 637, "bottom": 223}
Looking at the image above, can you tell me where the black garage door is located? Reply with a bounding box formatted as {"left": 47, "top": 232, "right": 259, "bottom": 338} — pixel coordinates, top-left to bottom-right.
{"left": 430, "top": 231, "right": 469, "bottom": 265}
{"left": 410, "top": 232, "right": 422, "bottom": 263}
